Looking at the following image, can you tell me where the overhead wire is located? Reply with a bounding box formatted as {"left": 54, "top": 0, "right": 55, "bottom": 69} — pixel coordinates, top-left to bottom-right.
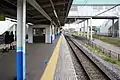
{"left": 77, "top": 0, "right": 88, "bottom": 24}
{"left": 95, "top": 4, "right": 120, "bottom": 28}
{"left": 95, "top": 4, "right": 120, "bottom": 16}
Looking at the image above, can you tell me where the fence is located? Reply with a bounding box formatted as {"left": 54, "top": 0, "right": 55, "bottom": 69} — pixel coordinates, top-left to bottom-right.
{"left": 72, "top": 35, "right": 120, "bottom": 61}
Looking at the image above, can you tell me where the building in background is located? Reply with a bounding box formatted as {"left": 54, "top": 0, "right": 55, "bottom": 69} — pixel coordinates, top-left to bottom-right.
{"left": 66, "top": 4, "right": 120, "bottom": 37}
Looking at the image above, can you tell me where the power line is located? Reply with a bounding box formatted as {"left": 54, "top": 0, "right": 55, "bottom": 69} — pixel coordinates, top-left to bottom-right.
{"left": 95, "top": 4, "right": 120, "bottom": 28}
{"left": 76, "top": 0, "right": 88, "bottom": 24}
{"left": 95, "top": 4, "right": 120, "bottom": 16}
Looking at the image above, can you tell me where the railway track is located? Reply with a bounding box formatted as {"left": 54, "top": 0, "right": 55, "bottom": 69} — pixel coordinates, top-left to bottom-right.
{"left": 65, "top": 35, "right": 110, "bottom": 80}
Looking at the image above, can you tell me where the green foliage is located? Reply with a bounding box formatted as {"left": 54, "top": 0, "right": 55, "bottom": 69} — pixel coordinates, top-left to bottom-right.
{"left": 72, "top": 33, "right": 120, "bottom": 66}
{"left": 84, "top": 41, "right": 120, "bottom": 66}
{"left": 93, "top": 34, "right": 120, "bottom": 47}
{"left": 103, "top": 56, "right": 117, "bottom": 64}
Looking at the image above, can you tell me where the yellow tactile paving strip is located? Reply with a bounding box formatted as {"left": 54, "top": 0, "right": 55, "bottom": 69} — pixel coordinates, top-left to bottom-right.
{"left": 40, "top": 35, "right": 62, "bottom": 80}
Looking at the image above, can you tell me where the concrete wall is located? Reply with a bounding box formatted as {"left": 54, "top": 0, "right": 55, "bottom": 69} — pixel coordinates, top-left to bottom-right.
{"left": 99, "top": 20, "right": 112, "bottom": 35}
{"left": 27, "top": 24, "right": 59, "bottom": 44}
{"left": 5, "top": 24, "right": 57, "bottom": 43}
{"left": 33, "top": 24, "right": 49, "bottom": 28}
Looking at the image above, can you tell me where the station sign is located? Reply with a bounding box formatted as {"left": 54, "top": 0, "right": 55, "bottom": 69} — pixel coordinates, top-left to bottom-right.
{"left": 95, "top": 27, "right": 100, "bottom": 31}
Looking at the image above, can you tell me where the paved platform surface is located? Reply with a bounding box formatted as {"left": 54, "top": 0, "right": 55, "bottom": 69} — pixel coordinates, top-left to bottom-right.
{"left": 0, "top": 37, "right": 59, "bottom": 80}
{"left": 54, "top": 35, "right": 77, "bottom": 80}
{"left": 26, "top": 38, "right": 59, "bottom": 80}
{"left": 93, "top": 39, "right": 120, "bottom": 54}
{"left": 0, "top": 50, "right": 16, "bottom": 80}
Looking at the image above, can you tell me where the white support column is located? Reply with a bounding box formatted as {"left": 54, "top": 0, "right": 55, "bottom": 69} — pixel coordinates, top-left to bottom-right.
{"left": 84, "top": 21, "right": 86, "bottom": 37}
{"left": 81, "top": 22, "right": 83, "bottom": 36}
{"left": 77, "top": 23, "right": 79, "bottom": 35}
{"left": 112, "top": 19, "right": 114, "bottom": 37}
{"left": 13, "top": 24, "right": 16, "bottom": 40}
{"left": 118, "top": 17, "right": 120, "bottom": 38}
{"left": 80, "top": 23, "right": 82, "bottom": 36}
{"left": 90, "top": 18, "right": 93, "bottom": 40}
{"left": 78, "top": 23, "right": 80, "bottom": 35}
{"left": 26, "top": 24, "right": 28, "bottom": 35}
{"left": 58, "top": 27, "right": 60, "bottom": 35}
{"left": 45, "top": 26, "right": 50, "bottom": 43}
{"left": 87, "top": 19, "right": 89, "bottom": 39}
{"left": 17, "top": 0, "right": 26, "bottom": 79}
{"left": 28, "top": 26, "right": 33, "bottom": 43}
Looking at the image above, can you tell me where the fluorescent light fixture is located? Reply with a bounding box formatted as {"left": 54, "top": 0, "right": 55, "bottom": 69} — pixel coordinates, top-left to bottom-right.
{"left": 27, "top": 23, "right": 34, "bottom": 25}
{"left": 54, "top": 10, "right": 58, "bottom": 18}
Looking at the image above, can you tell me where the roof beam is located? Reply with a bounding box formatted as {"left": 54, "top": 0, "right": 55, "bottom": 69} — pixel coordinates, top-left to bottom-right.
{"left": 4, "top": 0, "right": 33, "bottom": 16}
{"left": 49, "top": 0, "right": 61, "bottom": 26}
{"left": 29, "top": 10, "right": 66, "bottom": 19}
{"left": 33, "top": 19, "right": 48, "bottom": 23}
{"left": 27, "top": 2, "right": 68, "bottom": 10}
{"left": 43, "top": 2, "right": 68, "bottom": 8}
{"left": 65, "top": 0, "right": 73, "bottom": 23}
{"left": 27, "top": 0, "right": 56, "bottom": 25}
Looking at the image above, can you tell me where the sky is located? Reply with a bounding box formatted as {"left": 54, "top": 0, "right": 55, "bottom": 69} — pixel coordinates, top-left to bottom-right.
{"left": 64, "top": 0, "right": 120, "bottom": 29}
{"left": 73, "top": 0, "right": 120, "bottom": 4}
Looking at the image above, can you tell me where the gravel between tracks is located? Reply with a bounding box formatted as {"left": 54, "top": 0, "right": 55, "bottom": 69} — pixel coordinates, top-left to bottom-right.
{"left": 66, "top": 37, "right": 110, "bottom": 80}
{"left": 67, "top": 39, "right": 89, "bottom": 80}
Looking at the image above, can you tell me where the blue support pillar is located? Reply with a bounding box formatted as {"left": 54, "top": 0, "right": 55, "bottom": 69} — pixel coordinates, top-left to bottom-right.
{"left": 50, "top": 35, "right": 53, "bottom": 44}
{"left": 54, "top": 34, "right": 56, "bottom": 39}
{"left": 17, "top": 0, "right": 26, "bottom": 79}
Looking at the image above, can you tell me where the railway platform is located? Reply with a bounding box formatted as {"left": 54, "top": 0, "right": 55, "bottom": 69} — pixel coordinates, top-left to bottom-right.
{"left": 40, "top": 34, "right": 77, "bottom": 80}
{"left": 0, "top": 33, "right": 120, "bottom": 80}
{"left": 0, "top": 34, "right": 78, "bottom": 80}
{"left": 0, "top": 36, "right": 59, "bottom": 80}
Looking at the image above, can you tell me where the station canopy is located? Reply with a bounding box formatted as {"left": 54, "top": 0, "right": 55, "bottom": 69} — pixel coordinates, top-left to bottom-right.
{"left": 0, "top": 0, "right": 73, "bottom": 26}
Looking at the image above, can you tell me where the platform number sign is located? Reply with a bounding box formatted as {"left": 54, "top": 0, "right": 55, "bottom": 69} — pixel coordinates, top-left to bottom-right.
{"left": 95, "top": 27, "right": 100, "bottom": 31}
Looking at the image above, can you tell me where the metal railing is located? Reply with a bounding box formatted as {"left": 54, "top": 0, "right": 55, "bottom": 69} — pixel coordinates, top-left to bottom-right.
{"left": 72, "top": 35, "right": 120, "bottom": 61}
